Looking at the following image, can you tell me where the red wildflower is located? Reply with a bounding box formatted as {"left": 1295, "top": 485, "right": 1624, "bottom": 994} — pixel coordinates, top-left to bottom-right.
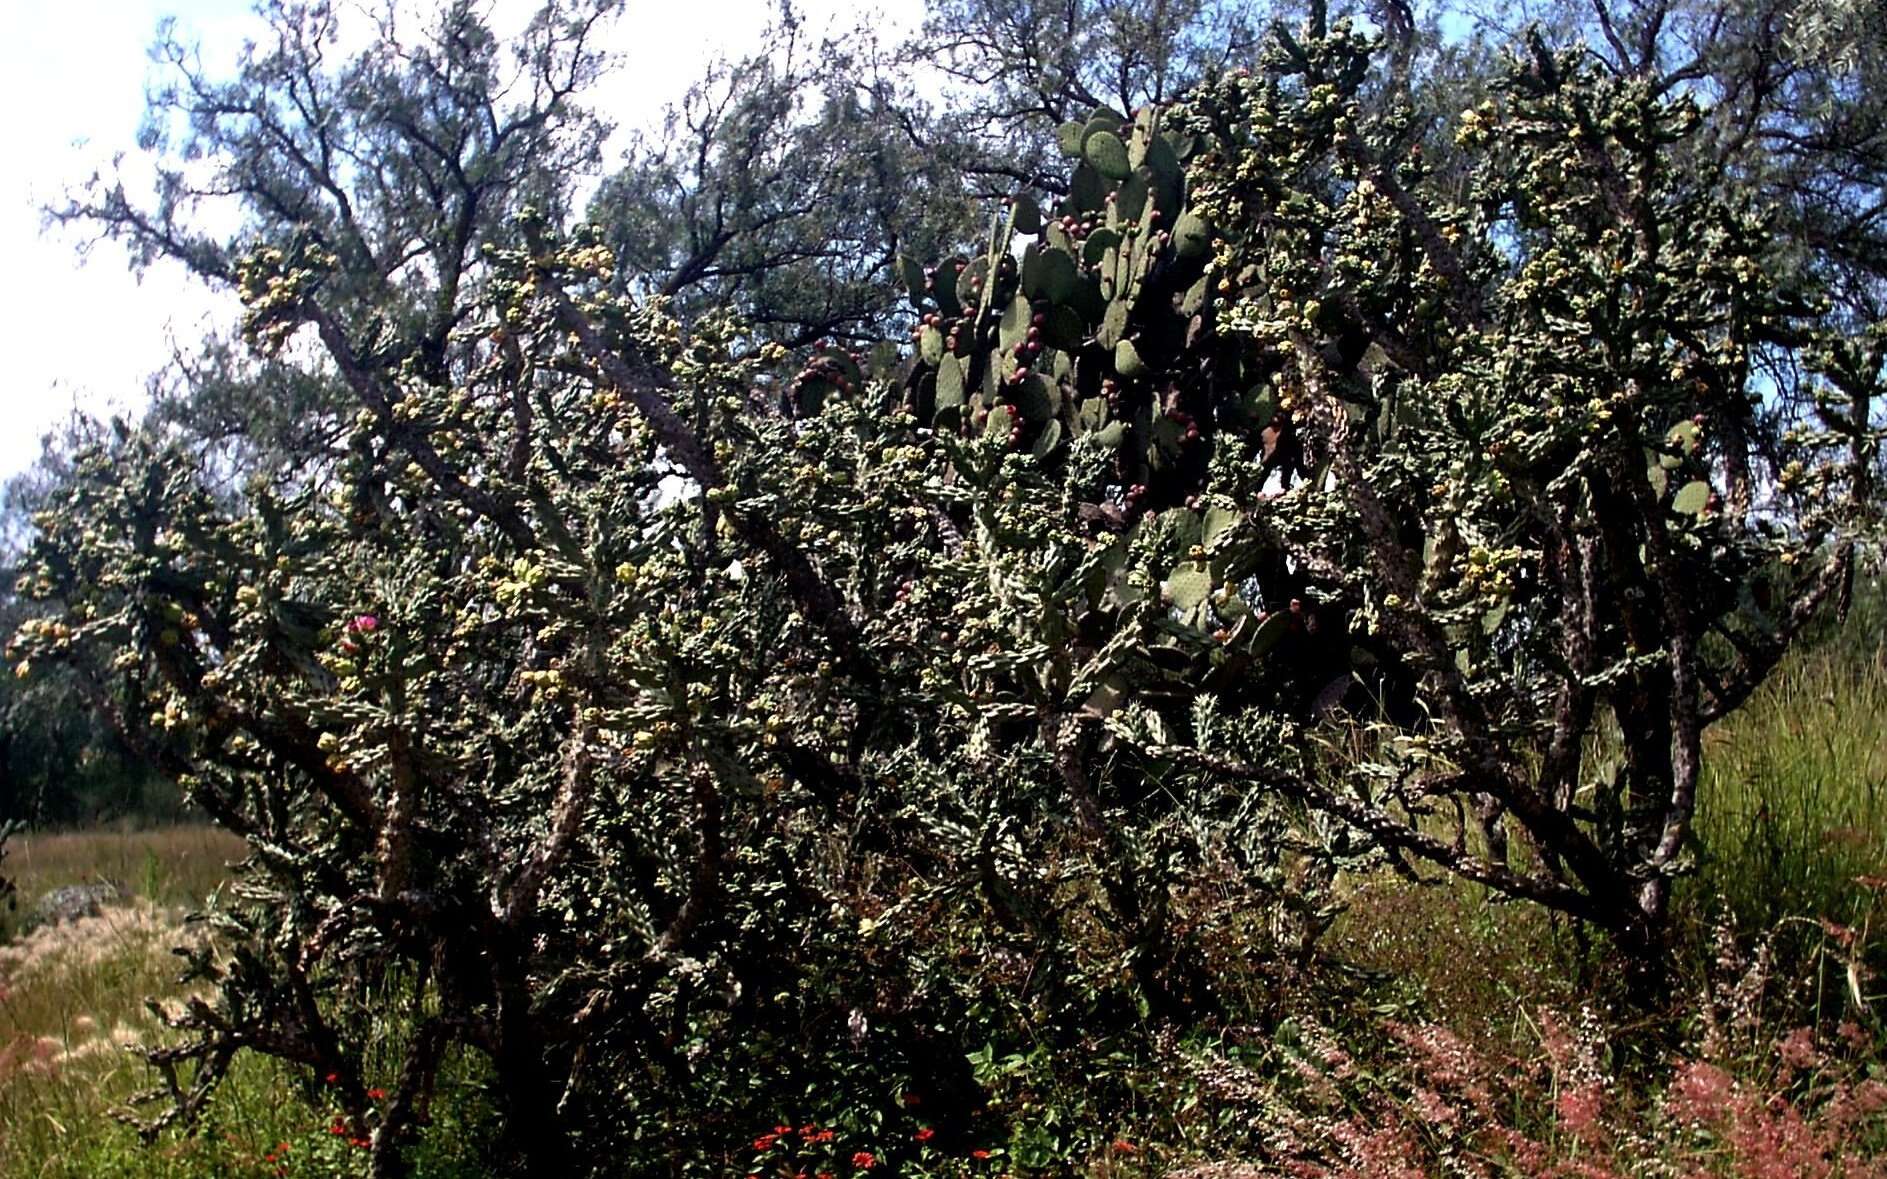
{"left": 852, "top": 1151, "right": 877, "bottom": 1169}
{"left": 754, "top": 1133, "right": 779, "bottom": 1152}
{"left": 1111, "top": 1139, "right": 1138, "bottom": 1154}
{"left": 324, "top": 1072, "right": 340, "bottom": 1084}
{"left": 972, "top": 1149, "right": 993, "bottom": 1159}
{"left": 914, "top": 1126, "right": 936, "bottom": 1143}
{"left": 349, "top": 614, "right": 379, "bottom": 633}
{"left": 367, "top": 1087, "right": 387, "bottom": 1100}
{"left": 775, "top": 1123, "right": 794, "bottom": 1135}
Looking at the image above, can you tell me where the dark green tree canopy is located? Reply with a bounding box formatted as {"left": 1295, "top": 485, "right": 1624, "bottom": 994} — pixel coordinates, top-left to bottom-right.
{"left": 56, "top": 0, "right": 622, "bottom": 479}
{"left": 589, "top": 19, "right": 979, "bottom": 344}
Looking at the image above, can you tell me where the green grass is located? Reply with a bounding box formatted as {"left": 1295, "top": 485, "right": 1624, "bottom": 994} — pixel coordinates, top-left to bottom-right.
{"left": 0, "top": 822, "right": 257, "bottom": 1174}
{"left": 1688, "top": 618, "right": 1887, "bottom": 935}
{"left": 1329, "top": 590, "right": 1887, "bottom": 1044}
{"left": 0, "top": 877, "right": 298, "bottom": 1177}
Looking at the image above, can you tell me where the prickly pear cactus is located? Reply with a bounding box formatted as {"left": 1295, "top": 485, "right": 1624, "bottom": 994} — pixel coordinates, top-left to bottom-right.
{"left": 892, "top": 96, "right": 1336, "bottom": 700}
{"left": 900, "top": 103, "right": 1265, "bottom": 509}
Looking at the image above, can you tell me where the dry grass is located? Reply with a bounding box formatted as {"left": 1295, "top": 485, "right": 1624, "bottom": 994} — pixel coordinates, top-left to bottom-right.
{"left": 0, "top": 898, "right": 312, "bottom": 1178}
{"left": 2, "top": 825, "right": 247, "bottom": 937}
{"left": 1328, "top": 873, "right": 1588, "bottom": 1054}
{"left": 0, "top": 825, "right": 493, "bottom": 1179}
{"left": 0, "top": 898, "right": 206, "bottom": 1017}
{"left": 0, "top": 827, "right": 278, "bottom": 1178}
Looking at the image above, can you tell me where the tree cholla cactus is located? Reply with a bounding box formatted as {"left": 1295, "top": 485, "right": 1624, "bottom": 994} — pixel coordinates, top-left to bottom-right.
{"left": 5, "top": 11, "right": 1881, "bottom": 1178}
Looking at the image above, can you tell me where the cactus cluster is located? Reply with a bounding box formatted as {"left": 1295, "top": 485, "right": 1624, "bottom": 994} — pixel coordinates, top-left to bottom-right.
{"left": 899, "top": 105, "right": 1252, "bottom": 504}
{"left": 5, "top": 12, "right": 1881, "bottom": 1175}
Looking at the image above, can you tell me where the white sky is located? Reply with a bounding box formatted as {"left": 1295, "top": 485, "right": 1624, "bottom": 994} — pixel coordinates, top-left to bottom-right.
{"left": 0, "top": 0, "right": 921, "bottom": 481}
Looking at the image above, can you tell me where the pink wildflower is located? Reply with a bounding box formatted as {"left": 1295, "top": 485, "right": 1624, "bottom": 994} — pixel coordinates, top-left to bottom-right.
{"left": 1776, "top": 1027, "right": 1820, "bottom": 1072}
{"left": 1668, "top": 1060, "right": 1736, "bottom": 1127}
{"left": 1556, "top": 1080, "right": 1606, "bottom": 1145}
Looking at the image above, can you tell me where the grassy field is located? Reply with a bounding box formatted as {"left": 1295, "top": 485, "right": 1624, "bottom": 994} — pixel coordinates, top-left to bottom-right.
{"left": 1691, "top": 628, "right": 1887, "bottom": 933}
{"left": 2, "top": 614, "right": 1883, "bottom": 1177}
{"left": 0, "top": 827, "right": 247, "bottom": 944}
{"left": 0, "top": 827, "right": 494, "bottom": 1179}
{"left": 0, "top": 826, "right": 285, "bottom": 1178}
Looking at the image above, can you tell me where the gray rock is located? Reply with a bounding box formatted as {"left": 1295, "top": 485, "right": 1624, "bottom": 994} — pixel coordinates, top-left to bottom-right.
{"left": 30, "top": 881, "right": 128, "bottom": 927}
